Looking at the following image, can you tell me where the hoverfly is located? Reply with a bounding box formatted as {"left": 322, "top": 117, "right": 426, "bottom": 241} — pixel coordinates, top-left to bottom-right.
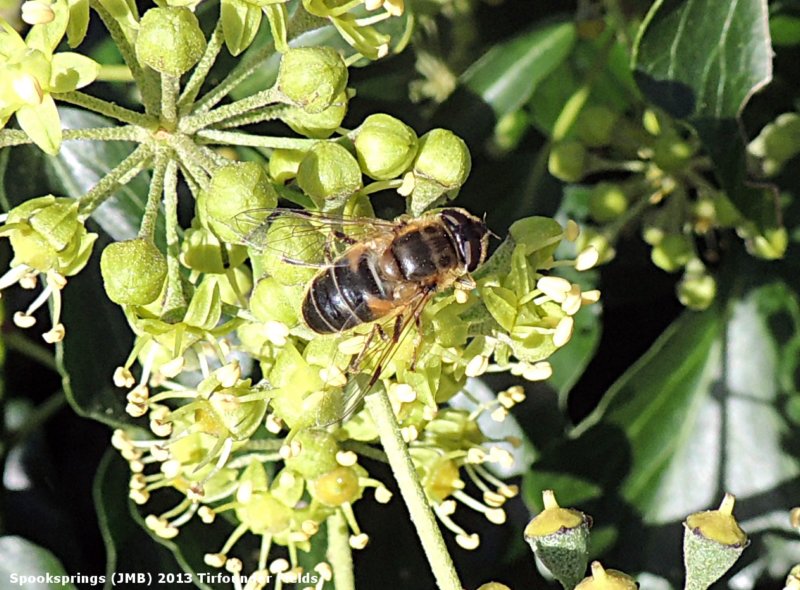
{"left": 234, "top": 206, "right": 491, "bottom": 421}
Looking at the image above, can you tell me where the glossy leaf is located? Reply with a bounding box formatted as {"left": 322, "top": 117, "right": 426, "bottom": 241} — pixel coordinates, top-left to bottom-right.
{"left": 525, "top": 267, "right": 800, "bottom": 587}
{"left": 0, "top": 536, "right": 77, "bottom": 590}
{"left": 461, "top": 20, "right": 576, "bottom": 120}
{"left": 633, "top": 0, "right": 779, "bottom": 253}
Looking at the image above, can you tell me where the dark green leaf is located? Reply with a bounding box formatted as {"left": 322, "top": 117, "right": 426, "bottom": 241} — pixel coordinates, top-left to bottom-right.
{"left": 461, "top": 20, "right": 576, "bottom": 121}
{"left": 633, "top": 0, "right": 778, "bottom": 245}
{"left": 55, "top": 243, "right": 133, "bottom": 427}
{"left": 525, "top": 267, "right": 800, "bottom": 586}
{"left": 0, "top": 536, "right": 77, "bottom": 590}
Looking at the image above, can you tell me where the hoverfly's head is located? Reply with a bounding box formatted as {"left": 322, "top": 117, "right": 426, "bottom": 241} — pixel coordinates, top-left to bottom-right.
{"left": 440, "top": 208, "right": 490, "bottom": 272}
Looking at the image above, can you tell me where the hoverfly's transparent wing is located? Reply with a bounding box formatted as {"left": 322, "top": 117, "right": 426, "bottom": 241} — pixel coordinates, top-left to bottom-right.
{"left": 325, "top": 290, "right": 435, "bottom": 424}
{"left": 228, "top": 208, "right": 398, "bottom": 268}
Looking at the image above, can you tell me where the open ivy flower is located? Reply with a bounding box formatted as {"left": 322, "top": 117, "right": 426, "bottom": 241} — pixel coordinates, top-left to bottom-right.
{"left": 0, "top": 0, "right": 99, "bottom": 154}
{"left": 0, "top": 195, "right": 97, "bottom": 342}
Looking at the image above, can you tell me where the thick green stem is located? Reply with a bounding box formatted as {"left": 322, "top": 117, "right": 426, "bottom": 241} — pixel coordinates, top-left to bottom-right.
{"left": 195, "top": 129, "right": 318, "bottom": 150}
{"left": 57, "top": 91, "right": 154, "bottom": 127}
{"left": 170, "top": 135, "right": 215, "bottom": 184}
{"left": 214, "top": 104, "right": 290, "bottom": 129}
{"left": 180, "top": 87, "right": 280, "bottom": 133}
{"left": 178, "top": 19, "right": 226, "bottom": 114}
{"left": 161, "top": 159, "right": 186, "bottom": 319}
{"left": 139, "top": 149, "right": 168, "bottom": 240}
{"left": 365, "top": 387, "right": 462, "bottom": 590}
{"left": 160, "top": 74, "right": 180, "bottom": 128}
{"left": 89, "top": 0, "right": 160, "bottom": 114}
{"left": 78, "top": 144, "right": 152, "bottom": 216}
{"left": 326, "top": 511, "right": 355, "bottom": 590}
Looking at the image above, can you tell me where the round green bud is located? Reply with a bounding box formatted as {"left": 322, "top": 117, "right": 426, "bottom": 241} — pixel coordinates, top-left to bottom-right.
{"left": 576, "top": 105, "right": 619, "bottom": 148}
{"left": 477, "top": 584, "right": 512, "bottom": 590}
{"left": 281, "top": 91, "right": 348, "bottom": 139}
{"left": 652, "top": 133, "right": 695, "bottom": 172}
{"left": 100, "top": 239, "right": 167, "bottom": 305}
{"left": 269, "top": 149, "right": 307, "bottom": 184}
{"left": 277, "top": 47, "right": 348, "bottom": 114}
{"left": 296, "top": 142, "right": 363, "bottom": 207}
{"left": 250, "top": 215, "right": 323, "bottom": 285}
{"left": 413, "top": 128, "right": 471, "bottom": 190}
{"left": 198, "top": 162, "right": 278, "bottom": 243}
{"left": 548, "top": 140, "right": 587, "bottom": 182}
{"left": 588, "top": 182, "right": 628, "bottom": 223}
{"left": 650, "top": 233, "right": 693, "bottom": 272}
{"left": 135, "top": 7, "right": 206, "bottom": 76}
{"left": 309, "top": 466, "right": 362, "bottom": 507}
{"left": 355, "top": 114, "right": 419, "bottom": 180}
{"left": 284, "top": 430, "right": 339, "bottom": 479}
{"left": 677, "top": 265, "right": 716, "bottom": 310}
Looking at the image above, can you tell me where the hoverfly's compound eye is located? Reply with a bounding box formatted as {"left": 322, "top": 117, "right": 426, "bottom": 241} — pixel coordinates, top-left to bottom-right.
{"left": 439, "top": 208, "right": 489, "bottom": 272}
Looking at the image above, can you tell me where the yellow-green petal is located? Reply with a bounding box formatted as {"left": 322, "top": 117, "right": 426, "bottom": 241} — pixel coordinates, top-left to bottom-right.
{"left": 16, "top": 94, "right": 62, "bottom": 155}
{"left": 49, "top": 52, "right": 100, "bottom": 92}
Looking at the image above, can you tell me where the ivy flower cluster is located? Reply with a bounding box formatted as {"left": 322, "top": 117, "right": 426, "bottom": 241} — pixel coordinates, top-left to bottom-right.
{"left": 546, "top": 103, "right": 787, "bottom": 311}
{"left": 0, "top": 0, "right": 599, "bottom": 587}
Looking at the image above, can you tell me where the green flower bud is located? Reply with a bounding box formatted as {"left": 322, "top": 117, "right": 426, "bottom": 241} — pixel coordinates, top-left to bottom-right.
{"left": 198, "top": 162, "right": 278, "bottom": 243}
{"left": 100, "top": 239, "right": 167, "bottom": 305}
{"left": 652, "top": 133, "right": 695, "bottom": 173}
{"left": 281, "top": 91, "right": 348, "bottom": 139}
{"left": 576, "top": 105, "right": 619, "bottom": 148}
{"left": 574, "top": 562, "right": 637, "bottom": 590}
{"left": 269, "top": 149, "right": 307, "bottom": 184}
{"left": 548, "top": 140, "right": 587, "bottom": 183}
{"left": 748, "top": 226, "right": 788, "bottom": 260}
{"left": 354, "top": 114, "right": 419, "bottom": 180}
{"left": 677, "top": 262, "right": 716, "bottom": 310}
{"left": 492, "top": 110, "right": 529, "bottom": 154}
{"left": 524, "top": 490, "right": 591, "bottom": 590}
{"left": 748, "top": 113, "right": 800, "bottom": 176}
{"left": 296, "top": 142, "right": 363, "bottom": 209}
{"left": 135, "top": 7, "right": 206, "bottom": 76}
{"left": 413, "top": 128, "right": 471, "bottom": 190}
{"left": 588, "top": 182, "right": 628, "bottom": 223}
{"left": 277, "top": 47, "right": 348, "bottom": 114}
{"left": 309, "top": 466, "right": 362, "bottom": 507}
{"left": 651, "top": 233, "right": 693, "bottom": 272}
{"left": 683, "top": 493, "right": 748, "bottom": 590}
{"left": 250, "top": 214, "right": 323, "bottom": 285}
{"left": 477, "top": 584, "right": 512, "bottom": 590}
{"left": 283, "top": 430, "right": 339, "bottom": 478}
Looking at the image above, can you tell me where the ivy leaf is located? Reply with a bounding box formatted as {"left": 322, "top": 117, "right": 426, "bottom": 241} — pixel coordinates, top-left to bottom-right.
{"left": 524, "top": 261, "right": 800, "bottom": 587}
{"left": 0, "top": 536, "right": 77, "bottom": 589}
{"left": 632, "top": 0, "right": 781, "bottom": 258}
{"left": 461, "top": 20, "right": 577, "bottom": 121}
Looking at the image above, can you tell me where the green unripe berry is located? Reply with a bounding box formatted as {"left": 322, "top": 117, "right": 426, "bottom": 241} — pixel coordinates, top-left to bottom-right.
{"left": 652, "top": 133, "right": 695, "bottom": 172}
{"left": 677, "top": 266, "right": 717, "bottom": 310}
{"left": 651, "top": 233, "right": 693, "bottom": 272}
{"left": 296, "top": 142, "right": 363, "bottom": 208}
{"left": 198, "top": 162, "right": 278, "bottom": 243}
{"left": 576, "top": 105, "right": 619, "bottom": 147}
{"left": 269, "top": 149, "right": 306, "bottom": 184}
{"left": 100, "top": 239, "right": 167, "bottom": 305}
{"left": 413, "top": 128, "right": 471, "bottom": 190}
{"left": 310, "top": 466, "right": 362, "bottom": 507}
{"left": 588, "top": 182, "right": 628, "bottom": 222}
{"left": 135, "top": 7, "right": 206, "bottom": 76}
{"left": 280, "top": 91, "right": 348, "bottom": 139}
{"left": 548, "top": 140, "right": 587, "bottom": 182}
{"left": 355, "top": 114, "right": 419, "bottom": 180}
{"left": 277, "top": 47, "right": 348, "bottom": 114}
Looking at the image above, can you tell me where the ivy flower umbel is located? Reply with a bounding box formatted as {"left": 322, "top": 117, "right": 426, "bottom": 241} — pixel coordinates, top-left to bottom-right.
{"left": 0, "top": 0, "right": 99, "bottom": 154}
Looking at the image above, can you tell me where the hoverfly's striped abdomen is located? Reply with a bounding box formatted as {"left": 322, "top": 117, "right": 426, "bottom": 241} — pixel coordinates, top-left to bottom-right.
{"left": 302, "top": 248, "right": 389, "bottom": 334}
{"left": 391, "top": 225, "right": 458, "bottom": 283}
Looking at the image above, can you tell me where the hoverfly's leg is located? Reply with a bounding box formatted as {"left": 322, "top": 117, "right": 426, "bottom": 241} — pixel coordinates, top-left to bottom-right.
{"left": 348, "top": 324, "right": 381, "bottom": 372}
{"left": 280, "top": 256, "right": 328, "bottom": 268}
{"left": 409, "top": 306, "right": 425, "bottom": 372}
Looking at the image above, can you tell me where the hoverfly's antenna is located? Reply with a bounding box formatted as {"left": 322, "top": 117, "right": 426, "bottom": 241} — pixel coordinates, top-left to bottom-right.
{"left": 482, "top": 213, "right": 500, "bottom": 240}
